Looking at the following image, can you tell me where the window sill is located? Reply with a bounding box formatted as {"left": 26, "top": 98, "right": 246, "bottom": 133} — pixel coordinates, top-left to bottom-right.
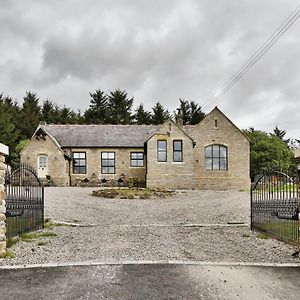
{"left": 130, "top": 166, "right": 145, "bottom": 168}
{"left": 205, "top": 169, "right": 228, "bottom": 172}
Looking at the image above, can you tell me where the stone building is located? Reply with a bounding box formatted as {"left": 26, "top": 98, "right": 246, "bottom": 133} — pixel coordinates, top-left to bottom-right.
{"left": 20, "top": 107, "right": 250, "bottom": 190}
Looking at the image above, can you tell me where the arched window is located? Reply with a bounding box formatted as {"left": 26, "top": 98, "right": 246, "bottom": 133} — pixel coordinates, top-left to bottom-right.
{"left": 205, "top": 145, "right": 227, "bottom": 170}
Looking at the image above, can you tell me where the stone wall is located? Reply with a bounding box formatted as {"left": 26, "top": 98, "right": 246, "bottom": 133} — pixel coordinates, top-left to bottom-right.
{"left": 191, "top": 108, "right": 250, "bottom": 191}
{"left": 21, "top": 134, "right": 69, "bottom": 186}
{"left": 68, "top": 147, "right": 147, "bottom": 186}
{"left": 147, "top": 108, "right": 250, "bottom": 191}
{"left": 146, "top": 120, "right": 195, "bottom": 189}
{"left": 21, "top": 135, "right": 147, "bottom": 186}
{"left": 0, "top": 143, "right": 8, "bottom": 258}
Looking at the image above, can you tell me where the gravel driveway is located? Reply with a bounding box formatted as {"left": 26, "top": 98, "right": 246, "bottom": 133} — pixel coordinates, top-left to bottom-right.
{"left": 1, "top": 187, "right": 299, "bottom": 266}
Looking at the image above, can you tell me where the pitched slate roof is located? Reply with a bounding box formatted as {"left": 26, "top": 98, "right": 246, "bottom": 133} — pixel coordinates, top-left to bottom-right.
{"left": 42, "top": 124, "right": 160, "bottom": 148}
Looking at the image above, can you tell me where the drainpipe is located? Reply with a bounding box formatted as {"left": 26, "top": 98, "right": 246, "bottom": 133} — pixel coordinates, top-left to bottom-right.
{"left": 144, "top": 142, "right": 148, "bottom": 187}
{"left": 68, "top": 159, "right": 71, "bottom": 186}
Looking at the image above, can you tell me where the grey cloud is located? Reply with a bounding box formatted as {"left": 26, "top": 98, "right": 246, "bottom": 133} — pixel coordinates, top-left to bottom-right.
{"left": 0, "top": 0, "right": 299, "bottom": 138}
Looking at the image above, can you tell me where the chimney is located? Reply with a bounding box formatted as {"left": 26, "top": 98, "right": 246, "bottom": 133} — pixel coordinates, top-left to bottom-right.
{"left": 175, "top": 108, "right": 183, "bottom": 126}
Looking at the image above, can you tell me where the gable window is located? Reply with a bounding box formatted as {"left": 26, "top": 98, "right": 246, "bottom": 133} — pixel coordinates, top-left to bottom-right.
{"left": 157, "top": 140, "right": 167, "bottom": 162}
{"left": 130, "top": 152, "right": 144, "bottom": 167}
{"left": 101, "top": 152, "right": 115, "bottom": 174}
{"left": 205, "top": 145, "right": 227, "bottom": 170}
{"left": 214, "top": 119, "right": 218, "bottom": 129}
{"left": 73, "top": 152, "right": 86, "bottom": 174}
{"left": 173, "top": 140, "right": 183, "bottom": 162}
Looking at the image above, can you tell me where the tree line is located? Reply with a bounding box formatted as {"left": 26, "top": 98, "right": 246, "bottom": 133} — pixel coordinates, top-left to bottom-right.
{"left": 1, "top": 89, "right": 298, "bottom": 178}
{"left": 0, "top": 90, "right": 205, "bottom": 166}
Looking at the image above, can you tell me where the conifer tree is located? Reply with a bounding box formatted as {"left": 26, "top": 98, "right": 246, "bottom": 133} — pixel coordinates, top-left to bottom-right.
{"left": 0, "top": 94, "right": 20, "bottom": 165}
{"left": 20, "top": 92, "right": 41, "bottom": 139}
{"left": 189, "top": 101, "right": 205, "bottom": 125}
{"left": 271, "top": 126, "right": 290, "bottom": 144}
{"left": 175, "top": 99, "right": 205, "bottom": 125}
{"left": 134, "top": 104, "right": 152, "bottom": 124}
{"left": 57, "top": 106, "right": 78, "bottom": 124}
{"left": 0, "top": 98, "right": 19, "bottom": 148}
{"left": 177, "top": 99, "right": 191, "bottom": 125}
{"left": 84, "top": 90, "right": 109, "bottom": 124}
{"left": 107, "top": 89, "right": 133, "bottom": 124}
{"left": 41, "top": 99, "right": 56, "bottom": 123}
{"left": 151, "top": 102, "right": 170, "bottom": 124}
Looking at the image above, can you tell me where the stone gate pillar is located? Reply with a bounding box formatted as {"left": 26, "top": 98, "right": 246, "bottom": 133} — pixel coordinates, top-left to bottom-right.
{"left": 0, "top": 143, "right": 9, "bottom": 258}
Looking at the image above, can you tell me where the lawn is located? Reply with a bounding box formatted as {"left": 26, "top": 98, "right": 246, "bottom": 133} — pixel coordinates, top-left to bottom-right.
{"left": 255, "top": 220, "right": 299, "bottom": 244}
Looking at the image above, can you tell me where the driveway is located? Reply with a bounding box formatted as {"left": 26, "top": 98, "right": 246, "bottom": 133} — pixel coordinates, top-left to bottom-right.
{"left": 0, "top": 187, "right": 299, "bottom": 266}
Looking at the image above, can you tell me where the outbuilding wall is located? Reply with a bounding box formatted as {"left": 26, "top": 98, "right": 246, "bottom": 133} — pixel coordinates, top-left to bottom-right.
{"left": 21, "top": 135, "right": 69, "bottom": 186}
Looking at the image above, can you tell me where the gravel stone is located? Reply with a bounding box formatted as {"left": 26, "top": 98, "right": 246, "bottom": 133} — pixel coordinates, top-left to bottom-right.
{"left": 0, "top": 187, "right": 299, "bottom": 266}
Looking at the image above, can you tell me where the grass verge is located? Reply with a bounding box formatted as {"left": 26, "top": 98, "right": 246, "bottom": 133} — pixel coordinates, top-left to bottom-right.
{"left": 258, "top": 220, "right": 298, "bottom": 241}
{"left": 20, "top": 231, "right": 57, "bottom": 242}
{"left": 6, "top": 237, "right": 20, "bottom": 248}
{"left": 5, "top": 250, "right": 15, "bottom": 258}
{"left": 257, "top": 233, "right": 270, "bottom": 239}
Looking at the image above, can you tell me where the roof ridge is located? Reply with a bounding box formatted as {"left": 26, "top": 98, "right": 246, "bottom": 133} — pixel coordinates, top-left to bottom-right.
{"left": 45, "top": 124, "right": 159, "bottom": 127}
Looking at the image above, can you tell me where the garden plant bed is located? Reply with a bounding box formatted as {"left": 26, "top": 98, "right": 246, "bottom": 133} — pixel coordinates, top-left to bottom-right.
{"left": 92, "top": 187, "right": 176, "bottom": 199}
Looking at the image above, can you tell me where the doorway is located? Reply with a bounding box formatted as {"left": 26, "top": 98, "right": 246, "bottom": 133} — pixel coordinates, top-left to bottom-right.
{"left": 38, "top": 155, "right": 48, "bottom": 178}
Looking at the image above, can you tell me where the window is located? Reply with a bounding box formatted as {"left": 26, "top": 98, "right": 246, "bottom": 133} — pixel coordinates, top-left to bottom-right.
{"left": 38, "top": 155, "right": 48, "bottom": 178}
{"left": 130, "top": 152, "right": 144, "bottom": 167}
{"left": 205, "top": 145, "right": 227, "bottom": 170}
{"left": 214, "top": 118, "right": 218, "bottom": 128}
{"left": 73, "top": 152, "right": 86, "bottom": 174}
{"left": 101, "top": 152, "right": 115, "bottom": 174}
{"left": 173, "top": 140, "right": 183, "bottom": 162}
{"left": 157, "top": 140, "right": 167, "bottom": 162}
{"left": 39, "top": 156, "right": 47, "bottom": 169}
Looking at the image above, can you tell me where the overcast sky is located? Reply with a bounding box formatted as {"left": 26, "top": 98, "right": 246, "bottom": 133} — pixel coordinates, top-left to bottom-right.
{"left": 0, "top": 0, "right": 299, "bottom": 138}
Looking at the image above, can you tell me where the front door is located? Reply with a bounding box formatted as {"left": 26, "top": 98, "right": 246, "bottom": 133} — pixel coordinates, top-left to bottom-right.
{"left": 38, "top": 155, "right": 48, "bottom": 178}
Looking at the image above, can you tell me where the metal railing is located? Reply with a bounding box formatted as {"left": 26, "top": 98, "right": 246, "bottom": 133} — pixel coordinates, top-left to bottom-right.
{"left": 5, "top": 164, "right": 44, "bottom": 238}
{"left": 251, "top": 170, "right": 299, "bottom": 245}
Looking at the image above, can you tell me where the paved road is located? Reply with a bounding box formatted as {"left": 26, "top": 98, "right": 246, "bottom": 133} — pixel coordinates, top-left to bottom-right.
{"left": 0, "top": 264, "right": 299, "bottom": 299}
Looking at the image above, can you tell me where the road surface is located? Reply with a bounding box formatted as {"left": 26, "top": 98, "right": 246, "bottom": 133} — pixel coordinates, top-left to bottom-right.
{"left": 0, "top": 263, "right": 299, "bottom": 299}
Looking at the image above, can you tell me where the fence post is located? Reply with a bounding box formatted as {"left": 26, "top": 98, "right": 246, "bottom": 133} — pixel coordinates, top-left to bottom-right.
{"left": 0, "top": 143, "right": 9, "bottom": 258}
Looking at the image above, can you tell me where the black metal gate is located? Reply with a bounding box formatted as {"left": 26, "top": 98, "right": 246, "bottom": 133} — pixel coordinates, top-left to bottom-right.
{"left": 5, "top": 164, "right": 44, "bottom": 238}
{"left": 251, "top": 170, "right": 299, "bottom": 245}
